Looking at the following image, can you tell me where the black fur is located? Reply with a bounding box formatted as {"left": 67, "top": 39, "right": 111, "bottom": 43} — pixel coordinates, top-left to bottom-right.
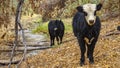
{"left": 72, "top": 12, "right": 101, "bottom": 66}
{"left": 117, "top": 26, "right": 120, "bottom": 31}
{"left": 96, "top": 3, "right": 102, "bottom": 11}
{"left": 76, "top": 6, "right": 83, "bottom": 12}
{"left": 48, "top": 20, "right": 65, "bottom": 46}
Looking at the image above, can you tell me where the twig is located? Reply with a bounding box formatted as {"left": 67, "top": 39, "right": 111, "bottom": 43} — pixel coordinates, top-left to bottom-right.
{"left": 100, "top": 30, "right": 120, "bottom": 39}
{"left": 104, "top": 31, "right": 120, "bottom": 37}
{"left": 0, "top": 32, "right": 6, "bottom": 39}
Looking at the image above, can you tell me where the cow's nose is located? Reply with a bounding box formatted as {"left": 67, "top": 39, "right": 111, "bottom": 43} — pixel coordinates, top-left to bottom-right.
{"left": 89, "top": 20, "right": 94, "bottom": 24}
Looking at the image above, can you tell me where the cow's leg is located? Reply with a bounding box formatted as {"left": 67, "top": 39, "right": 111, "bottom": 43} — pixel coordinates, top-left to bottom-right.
{"left": 50, "top": 36, "right": 54, "bottom": 46}
{"left": 59, "top": 35, "right": 63, "bottom": 44}
{"left": 59, "top": 32, "right": 64, "bottom": 44}
{"left": 50, "top": 36, "right": 52, "bottom": 46}
{"left": 89, "top": 38, "right": 98, "bottom": 64}
{"left": 56, "top": 36, "right": 59, "bottom": 45}
{"left": 78, "top": 37, "right": 86, "bottom": 66}
{"left": 52, "top": 36, "right": 55, "bottom": 45}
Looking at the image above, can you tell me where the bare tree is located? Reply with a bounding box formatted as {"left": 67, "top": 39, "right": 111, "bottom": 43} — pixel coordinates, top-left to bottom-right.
{"left": 8, "top": 0, "right": 27, "bottom": 68}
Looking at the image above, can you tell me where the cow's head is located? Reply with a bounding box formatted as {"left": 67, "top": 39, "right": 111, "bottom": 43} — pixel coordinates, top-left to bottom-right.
{"left": 76, "top": 3, "right": 102, "bottom": 26}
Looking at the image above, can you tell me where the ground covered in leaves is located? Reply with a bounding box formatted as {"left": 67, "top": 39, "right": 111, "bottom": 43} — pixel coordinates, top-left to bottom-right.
{"left": 1, "top": 16, "right": 120, "bottom": 68}
{"left": 19, "top": 17, "right": 120, "bottom": 68}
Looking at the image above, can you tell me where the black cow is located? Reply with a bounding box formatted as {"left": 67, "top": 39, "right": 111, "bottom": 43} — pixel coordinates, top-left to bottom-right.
{"left": 48, "top": 20, "right": 65, "bottom": 46}
{"left": 72, "top": 3, "right": 102, "bottom": 66}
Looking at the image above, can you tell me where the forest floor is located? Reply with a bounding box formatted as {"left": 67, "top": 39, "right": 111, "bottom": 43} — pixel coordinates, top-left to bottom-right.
{"left": 20, "top": 16, "right": 120, "bottom": 68}
{"left": 0, "top": 16, "right": 120, "bottom": 68}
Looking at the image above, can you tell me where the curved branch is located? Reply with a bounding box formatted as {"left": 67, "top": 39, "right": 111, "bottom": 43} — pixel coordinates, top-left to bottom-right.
{"left": 0, "top": 60, "right": 20, "bottom": 66}
{"left": 8, "top": 0, "right": 25, "bottom": 68}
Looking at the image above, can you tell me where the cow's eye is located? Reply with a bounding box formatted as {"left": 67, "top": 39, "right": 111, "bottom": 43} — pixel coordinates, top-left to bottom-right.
{"left": 83, "top": 11, "right": 87, "bottom": 16}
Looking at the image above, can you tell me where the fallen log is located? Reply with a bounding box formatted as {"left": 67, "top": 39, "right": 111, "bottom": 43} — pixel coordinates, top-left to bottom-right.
{"left": 0, "top": 46, "right": 51, "bottom": 52}
{"left": 0, "top": 60, "right": 20, "bottom": 65}
{"left": 8, "top": 42, "right": 49, "bottom": 47}
{"left": 0, "top": 46, "right": 51, "bottom": 65}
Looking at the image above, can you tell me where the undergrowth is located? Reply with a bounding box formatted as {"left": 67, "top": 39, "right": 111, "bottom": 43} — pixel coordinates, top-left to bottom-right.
{"left": 32, "top": 18, "right": 73, "bottom": 35}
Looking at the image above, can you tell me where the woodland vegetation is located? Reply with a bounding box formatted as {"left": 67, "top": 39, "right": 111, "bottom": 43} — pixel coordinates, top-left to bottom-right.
{"left": 0, "top": 0, "right": 120, "bottom": 68}
{"left": 0, "top": 0, "right": 119, "bottom": 25}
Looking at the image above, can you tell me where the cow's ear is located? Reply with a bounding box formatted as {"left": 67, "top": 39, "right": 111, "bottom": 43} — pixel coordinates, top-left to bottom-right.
{"left": 96, "top": 3, "right": 102, "bottom": 11}
{"left": 76, "top": 6, "right": 83, "bottom": 12}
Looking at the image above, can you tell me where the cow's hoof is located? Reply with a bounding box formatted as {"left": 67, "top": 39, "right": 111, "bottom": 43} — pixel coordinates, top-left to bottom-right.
{"left": 57, "top": 43, "right": 60, "bottom": 45}
{"left": 89, "top": 60, "right": 94, "bottom": 64}
{"left": 80, "top": 62, "right": 85, "bottom": 66}
{"left": 50, "top": 44, "right": 53, "bottom": 47}
{"left": 59, "top": 42, "right": 62, "bottom": 45}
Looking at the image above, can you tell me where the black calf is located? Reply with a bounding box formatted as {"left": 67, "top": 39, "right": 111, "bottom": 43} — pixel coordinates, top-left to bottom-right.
{"left": 48, "top": 20, "right": 65, "bottom": 46}
{"left": 72, "top": 3, "right": 102, "bottom": 66}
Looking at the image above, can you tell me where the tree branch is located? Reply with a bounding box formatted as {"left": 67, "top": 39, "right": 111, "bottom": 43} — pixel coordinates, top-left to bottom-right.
{"left": 0, "top": 46, "right": 50, "bottom": 52}
{"left": 8, "top": 0, "right": 25, "bottom": 68}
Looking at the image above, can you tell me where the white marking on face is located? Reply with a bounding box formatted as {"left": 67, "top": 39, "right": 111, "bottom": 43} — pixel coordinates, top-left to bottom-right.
{"left": 83, "top": 4, "right": 97, "bottom": 26}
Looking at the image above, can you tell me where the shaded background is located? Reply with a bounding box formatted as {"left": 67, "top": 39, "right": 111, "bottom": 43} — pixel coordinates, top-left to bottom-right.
{"left": 0, "top": 0, "right": 119, "bottom": 26}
